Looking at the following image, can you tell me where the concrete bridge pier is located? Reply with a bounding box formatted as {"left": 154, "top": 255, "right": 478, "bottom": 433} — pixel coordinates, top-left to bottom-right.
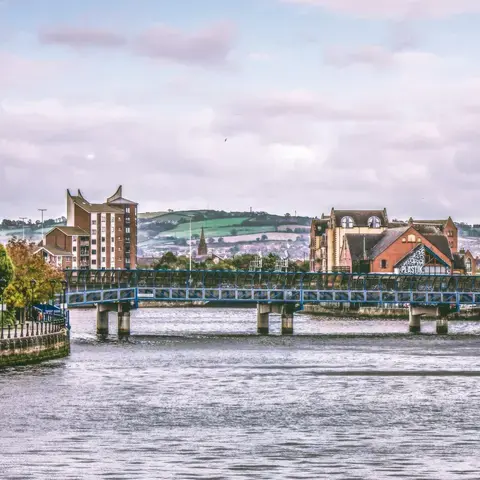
{"left": 257, "top": 304, "right": 270, "bottom": 335}
{"left": 281, "top": 305, "right": 294, "bottom": 335}
{"left": 96, "top": 305, "right": 110, "bottom": 335}
{"left": 118, "top": 303, "right": 131, "bottom": 337}
{"left": 409, "top": 305, "right": 440, "bottom": 334}
{"left": 436, "top": 318, "right": 448, "bottom": 335}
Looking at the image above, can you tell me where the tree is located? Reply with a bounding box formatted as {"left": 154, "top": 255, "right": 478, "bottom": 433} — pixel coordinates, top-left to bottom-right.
{"left": 230, "top": 228, "right": 238, "bottom": 236}
{"left": 261, "top": 234, "right": 268, "bottom": 241}
{"left": 0, "top": 243, "right": 14, "bottom": 287}
{"left": 4, "top": 238, "right": 63, "bottom": 314}
{"left": 218, "top": 237, "right": 225, "bottom": 244}
{"left": 153, "top": 252, "right": 177, "bottom": 269}
{"left": 208, "top": 237, "right": 215, "bottom": 244}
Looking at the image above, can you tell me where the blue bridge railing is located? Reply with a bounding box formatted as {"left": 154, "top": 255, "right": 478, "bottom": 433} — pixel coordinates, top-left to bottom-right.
{"left": 63, "top": 269, "right": 480, "bottom": 308}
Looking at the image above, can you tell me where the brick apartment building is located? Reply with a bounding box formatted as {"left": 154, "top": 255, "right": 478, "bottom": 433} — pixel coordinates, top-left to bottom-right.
{"left": 35, "top": 186, "right": 138, "bottom": 270}
{"left": 310, "top": 210, "right": 476, "bottom": 275}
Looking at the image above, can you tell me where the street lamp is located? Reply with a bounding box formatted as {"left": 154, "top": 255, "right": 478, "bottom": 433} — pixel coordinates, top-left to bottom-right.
{"left": 30, "top": 279, "right": 36, "bottom": 322}
{"left": 38, "top": 209, "right": 47, "bottom": 239}
{"left": 19, "top": 217, "right": 27, "bottom": 241}
{"left": 61, "top": 280, "right": 68, "bottom": 314}
{"left": 49, "top": 279, "right": 57, "bottom": 305}
{"left": 0, "top": 278, "right": 7, "bottom": 340}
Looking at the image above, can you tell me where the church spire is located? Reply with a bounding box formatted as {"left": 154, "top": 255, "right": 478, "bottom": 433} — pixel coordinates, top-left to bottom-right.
{"left": 198, "top": 227, "right": 208, "bottom": 256}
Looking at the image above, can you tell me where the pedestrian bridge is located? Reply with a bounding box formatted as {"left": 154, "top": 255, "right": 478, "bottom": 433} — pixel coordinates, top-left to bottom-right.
{"left": 64, "top": 269, "right": 480, "bottom": 307}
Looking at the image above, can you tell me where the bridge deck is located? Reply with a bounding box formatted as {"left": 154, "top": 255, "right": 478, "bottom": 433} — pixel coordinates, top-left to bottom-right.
{"left": 64, "top": 270, "right": 480, "bottom": 307}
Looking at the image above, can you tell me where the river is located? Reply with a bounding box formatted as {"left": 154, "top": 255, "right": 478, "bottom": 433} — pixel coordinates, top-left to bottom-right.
{"left": 2, "top": 308, "right": 480, "bottom": 479}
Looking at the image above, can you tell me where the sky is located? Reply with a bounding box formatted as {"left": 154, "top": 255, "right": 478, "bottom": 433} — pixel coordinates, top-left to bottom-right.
{"left": 1, "top": 0, "right": 480, "bottom": 221}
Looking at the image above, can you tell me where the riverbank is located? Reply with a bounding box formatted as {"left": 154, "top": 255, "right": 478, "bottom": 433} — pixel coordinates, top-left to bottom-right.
{"left": 0, "top": 329, "right": 70, "bottom": 368}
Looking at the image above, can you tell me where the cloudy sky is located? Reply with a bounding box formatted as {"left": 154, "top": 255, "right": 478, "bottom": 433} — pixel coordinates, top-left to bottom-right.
{"left": 1, "top": 0, "right": 480, "bottom": 221}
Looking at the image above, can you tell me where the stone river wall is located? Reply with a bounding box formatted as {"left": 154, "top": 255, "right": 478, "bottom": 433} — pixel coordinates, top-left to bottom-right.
{"left": 0, "top": 330, "right": 70, "bottom": 368}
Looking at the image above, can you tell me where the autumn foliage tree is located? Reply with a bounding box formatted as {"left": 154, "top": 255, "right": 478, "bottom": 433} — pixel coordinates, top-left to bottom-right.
{"left": 3, "top": 238, "right": 63, "bottom": 312}
{"left": 0, "top": 243, "right": 15, "bottom": 287}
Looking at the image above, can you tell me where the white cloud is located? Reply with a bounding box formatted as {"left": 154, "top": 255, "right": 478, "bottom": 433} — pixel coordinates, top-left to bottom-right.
{"left": 282, "top": 0, "right": 480, "bottom": 18}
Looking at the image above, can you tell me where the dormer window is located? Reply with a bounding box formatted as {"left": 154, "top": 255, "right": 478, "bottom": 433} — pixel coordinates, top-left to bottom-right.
{"left": 368, "top": 216, "right": 381, "bottom": 228}
{"left": 341, "top": 216, "right": 354, "bottom": 228}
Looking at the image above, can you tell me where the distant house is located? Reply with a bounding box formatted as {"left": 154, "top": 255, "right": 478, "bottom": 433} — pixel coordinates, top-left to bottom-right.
{"left": 309, "top": 208, "right": 389, "bottom": 272}
{"left": 340, "top": 225, "right": 455, "bottom": 274}
{"left": 453, "top": 249, "right": 477, "bottom": 275}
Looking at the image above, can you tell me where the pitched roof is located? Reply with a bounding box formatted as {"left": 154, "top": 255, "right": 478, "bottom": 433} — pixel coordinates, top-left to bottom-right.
{"left": 49, "top": 226, "right": 90, "bottom": 236}
{"left": 344, "top": 234, "right": 385, "bottom": 261}
{"left": 333, "top": 209, "right": 388, "bottom": 228}
{"left": 368, "top": 227, "right": 410, "bottom": 259}
{"left": 412, "top": 224, "right": 443, "bottom": 235}
{"left": 70, "top": 195, "right": 124, "bottom": 214}
{"left": 412, "top": 219, "right": 449, "bottom": 225}
{"left": 35, "top": 245, "right": 72, "bottom": 257}
{"left": 423, "top": 234, "right": 452, "bottom": 260}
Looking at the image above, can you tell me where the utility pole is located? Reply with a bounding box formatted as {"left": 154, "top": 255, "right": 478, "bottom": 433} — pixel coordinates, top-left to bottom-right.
{"left": 38, "top": 208, "right": 47, "bottom": 239}
{"left": 19, "top": 217, "right": 27, "bottom": 241}
{"left": 189, "top": 217, "right": 192, "bottom": 271}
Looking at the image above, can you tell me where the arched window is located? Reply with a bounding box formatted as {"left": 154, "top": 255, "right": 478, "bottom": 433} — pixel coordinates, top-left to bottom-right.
{"left": 466, "top": 258, "right": 472, "bottom": 273}
{"left": 341, "top": 216, "right": 354, "bottom": 228}
{"left": 368, "top": 216, "right": 381, "bottom": 228}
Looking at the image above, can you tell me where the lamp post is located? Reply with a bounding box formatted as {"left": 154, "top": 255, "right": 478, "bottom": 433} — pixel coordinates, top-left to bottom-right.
{"left": 38, "top": 208, "right": 47, "bottom": 239}
{"left": 19, "top": 217, "right": 27, "bottom": 241}
{"left": 61, "top": 280, "right": 68, "bottom": 315}
{"left": 49, "top": 279, "right": 57, "bottom": 304}
{"left": 30, "top": 279, "right": 36, "bottom": 323}
{"left": 189, "top": 217, "right": 192, "bottom": 272}
{"left": 0, "top": 278, "right": 6, "bottom": 340}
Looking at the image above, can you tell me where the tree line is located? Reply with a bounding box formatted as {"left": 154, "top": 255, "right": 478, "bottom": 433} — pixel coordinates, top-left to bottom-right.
{"left": 150, "top": 252, "right": 309, "bottom": 272}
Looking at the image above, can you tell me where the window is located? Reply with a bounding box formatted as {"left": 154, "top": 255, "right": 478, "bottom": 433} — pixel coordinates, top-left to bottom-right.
{"left": 407, "top": 234, "right": 416, "bottom": 243}
{"left": 126, "top": 227, "right": 130, "bottom": 233}
{"left": 92, "top": 229, "right": 97, "bottom": 235}
{"left": 111, "top": 247, "right": 115, "bottom": 253}
{"left": 92, "top": 220, "right": 97, "bottom": 225}
{"left": 368, "top": 216, "right": 381, "bottom": 228}
{"left": 73, "top": 247, "right": 77, "bottom": 252}
{"left": 92, "top": 249, "right": 97, "bottom": 255}
{"left": 466, "top": 258, "right": 472, "bottom": 273}
{"left": 102, "top": 257, "right": 106, "bottom": 262}
{"left": 101, "top": 237, "right": 106, "bottom": 242}
{"left": 341, "top": 216, "right": 354, "bottom": 228}
{"left": 92, "top": 259, "right": 97, "bottom": 265}
{"left": 402, "top": 238, "right": 406, "bottom": 243}
{"left": 102, "top": 247, "right": 106, "bottom": 252}
{"left": 111, "top": 237, "right": 115, "bottom": 243}
{"left": 92, "top": 239, "right": 97, "bottom": 245}
{"left": 381, "top": 259, "right": 387, "bottom": 269}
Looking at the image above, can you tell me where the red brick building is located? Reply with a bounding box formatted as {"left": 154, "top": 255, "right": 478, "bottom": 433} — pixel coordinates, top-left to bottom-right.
{"left": 36, "top": 186, "right": 138, "bottom": 270}
{"left": 338, "top": 217, "right": 466, "bottom": 275}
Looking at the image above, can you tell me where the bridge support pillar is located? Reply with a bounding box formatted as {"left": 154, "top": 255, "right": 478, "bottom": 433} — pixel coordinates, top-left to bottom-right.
{"left": 436, "top": 318, "right": 448, "bottom": 335}
{"left": 409, "top": 312, "right": 421, "bottom": 333}
{"left": 257, "top": 304, "right": 270, "bottom": 335}
{"left": 118, "top": 303, "right": 131, "bottom": 337}
{"left": 96, "top": 305, "right": 110, "bottom": 335}
{"left": 281, "top": 305, "right": 294, "bottom": 335}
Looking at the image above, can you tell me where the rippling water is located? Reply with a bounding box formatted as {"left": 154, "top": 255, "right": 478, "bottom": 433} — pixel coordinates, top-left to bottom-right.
{"left": 2, "top": 308, "right": 480, "bottom": 479}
